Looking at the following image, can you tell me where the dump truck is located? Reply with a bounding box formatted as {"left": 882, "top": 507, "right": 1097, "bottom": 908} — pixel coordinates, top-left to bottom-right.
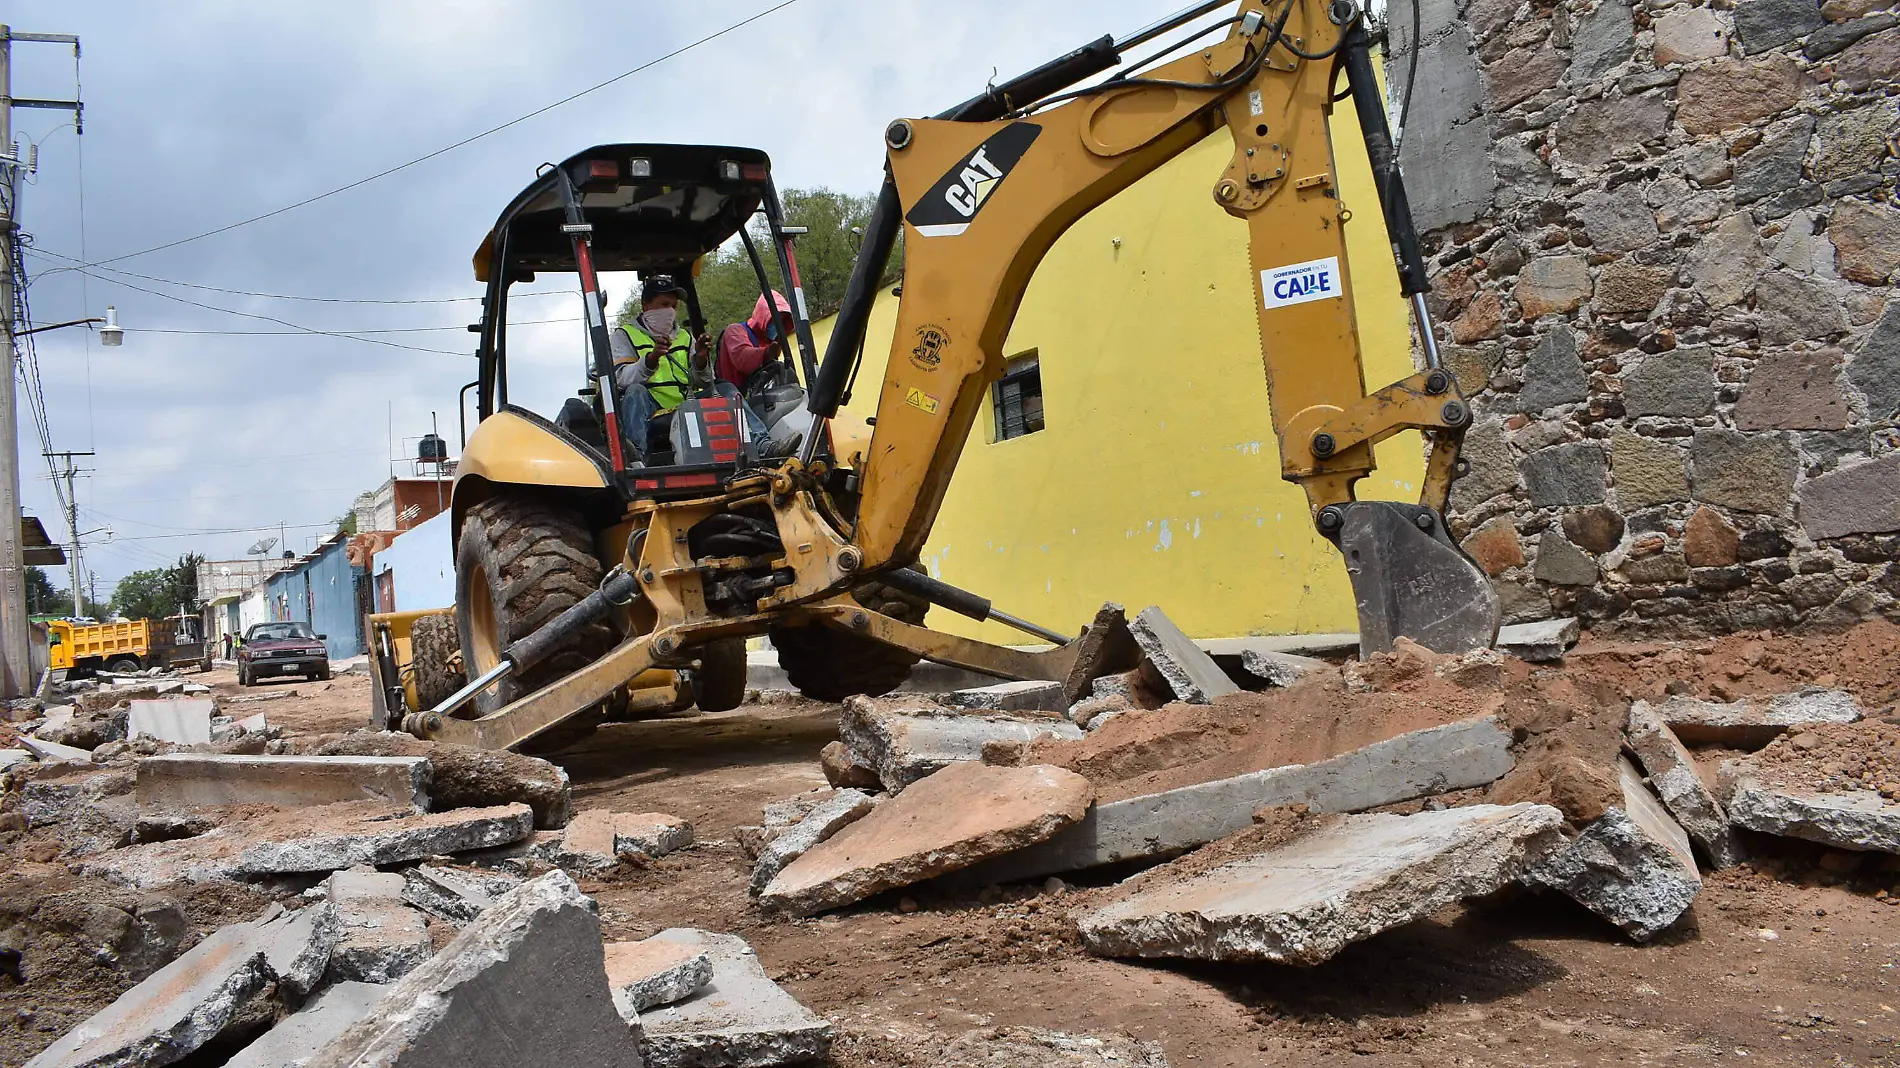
{"left": 48, "top": 613, "right": 212, "bottom": 677}
{"left": 369, "top": 0, "right": 1498, "bottom": 752}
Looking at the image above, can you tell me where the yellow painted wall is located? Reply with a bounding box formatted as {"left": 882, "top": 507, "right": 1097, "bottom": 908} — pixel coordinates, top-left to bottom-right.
{"left": 813, "top": 112, "right": 1424, "bottom": 642}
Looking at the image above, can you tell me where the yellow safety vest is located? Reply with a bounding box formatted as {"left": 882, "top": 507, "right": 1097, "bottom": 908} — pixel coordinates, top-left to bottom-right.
{"left": 619, "top": 324, "right": 694, "bottom": 412}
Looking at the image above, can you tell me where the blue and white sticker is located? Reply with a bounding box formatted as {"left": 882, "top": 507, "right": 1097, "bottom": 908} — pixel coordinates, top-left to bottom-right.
{"left": 1260, "top": 256, "right": 1343, "bottom": 311}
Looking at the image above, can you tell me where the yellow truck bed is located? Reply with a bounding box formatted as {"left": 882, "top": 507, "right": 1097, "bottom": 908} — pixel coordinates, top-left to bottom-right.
{"left": 48, "top": 619, "right": 151, "bottom": 672}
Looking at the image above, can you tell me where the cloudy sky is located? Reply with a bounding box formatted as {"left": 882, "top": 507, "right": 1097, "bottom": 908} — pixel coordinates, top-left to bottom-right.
{"left": 9, "top": 0, "right": 1181, "bottom": 597}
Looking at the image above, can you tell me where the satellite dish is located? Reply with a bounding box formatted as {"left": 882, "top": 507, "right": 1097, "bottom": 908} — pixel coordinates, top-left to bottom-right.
{"left": 247, "top": 537, "right": 278, "bottom": 556}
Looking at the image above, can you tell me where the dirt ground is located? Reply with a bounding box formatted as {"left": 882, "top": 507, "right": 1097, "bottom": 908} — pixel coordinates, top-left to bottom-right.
{"left": 6, "top": 629, "right": 1900, "bottom": 1067}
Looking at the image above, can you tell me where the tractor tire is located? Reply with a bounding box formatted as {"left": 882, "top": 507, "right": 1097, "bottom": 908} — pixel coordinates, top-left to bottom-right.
{"left": 409, "top": 612, "right": 467, "bottom": 714}
{"left": 689, "top": 638, "right": 749, "bottom": 713}
{"left": 455, "top": 494, "right": 617, "bottom": 748}
{"left": 768, "top": 574, "right": 929, "bottom": 702}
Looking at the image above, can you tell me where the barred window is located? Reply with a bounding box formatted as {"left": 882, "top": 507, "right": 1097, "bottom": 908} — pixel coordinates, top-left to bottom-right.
{"left": 992, "top": 351, "right": 1044, "bottom": 441}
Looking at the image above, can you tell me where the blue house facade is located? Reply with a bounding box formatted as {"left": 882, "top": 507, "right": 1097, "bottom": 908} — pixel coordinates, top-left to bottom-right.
{"left": 260, "top": 534, "right": 366, "bottom": 660}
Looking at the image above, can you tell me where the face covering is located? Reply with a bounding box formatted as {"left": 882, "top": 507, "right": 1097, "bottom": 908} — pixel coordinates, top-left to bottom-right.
{"left": 641, "top": 306, "right": 678, "bottom": 339}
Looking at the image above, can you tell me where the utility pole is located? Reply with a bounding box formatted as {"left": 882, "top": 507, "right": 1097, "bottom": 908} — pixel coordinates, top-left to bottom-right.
{"left": 45, "top": 450, "right": 92, "bottom": 614}
{"left": 0, "top": 26, "right": 82, "bottom": 697}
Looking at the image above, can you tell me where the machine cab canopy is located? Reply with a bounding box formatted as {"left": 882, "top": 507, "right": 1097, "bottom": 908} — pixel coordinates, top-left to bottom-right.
{"left": 474, "top": 143, "right": 773, "bottom": 283}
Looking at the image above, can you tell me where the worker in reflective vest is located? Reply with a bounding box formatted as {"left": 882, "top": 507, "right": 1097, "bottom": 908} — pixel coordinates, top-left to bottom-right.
{"left": 612, "top": 274, "right": 709, "bottom": 461}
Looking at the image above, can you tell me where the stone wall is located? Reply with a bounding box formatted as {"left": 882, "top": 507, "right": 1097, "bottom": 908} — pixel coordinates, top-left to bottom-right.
{"left": 1390, "top": 0, "right": 1900, "bottom": 635}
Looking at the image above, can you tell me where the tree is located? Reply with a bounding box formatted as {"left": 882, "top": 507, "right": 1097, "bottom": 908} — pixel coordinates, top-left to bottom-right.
{"left": 615, "top": 187, "right": 902, "bottom": 338}
{"left": 110, "top": 553, "right": 204, "bottom": 622}
{"left": 26, "top": 567, "right": 58, "bottom": 616}
{"left": 335, "top": 511, "right": 359, "bottom": 537}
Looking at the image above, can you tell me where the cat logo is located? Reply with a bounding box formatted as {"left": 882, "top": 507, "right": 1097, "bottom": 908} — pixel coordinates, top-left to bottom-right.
{"left": 904, "top": 122, "right": 1042, "bottom": 238}
{"left": 911, "top": 324, "right": 949, "bottom": 370}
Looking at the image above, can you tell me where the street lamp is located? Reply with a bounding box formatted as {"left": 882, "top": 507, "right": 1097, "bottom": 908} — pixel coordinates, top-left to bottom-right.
{"left": 12, "top": 305, "right": 126, "bottom": 344}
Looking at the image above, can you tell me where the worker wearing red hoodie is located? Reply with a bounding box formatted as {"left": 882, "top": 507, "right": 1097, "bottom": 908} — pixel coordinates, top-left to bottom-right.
{"left": 715, "top": 291, "right": 795, "bottom": 453}
{"left": 718, "top": 291, "right": 796, "bottom": 392}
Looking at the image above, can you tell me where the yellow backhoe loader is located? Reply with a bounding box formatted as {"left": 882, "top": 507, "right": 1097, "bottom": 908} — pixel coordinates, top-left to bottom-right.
{"left": 368, "top": 0, "right": 1499, "bottom": 752}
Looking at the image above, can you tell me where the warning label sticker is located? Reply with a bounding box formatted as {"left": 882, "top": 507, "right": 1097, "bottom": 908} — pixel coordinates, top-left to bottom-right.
{"left": 1260, "top": 256, "right": 1343, "bottom": 311}
{"left": 904, "top": 387, "right": 941, "bottom": 415}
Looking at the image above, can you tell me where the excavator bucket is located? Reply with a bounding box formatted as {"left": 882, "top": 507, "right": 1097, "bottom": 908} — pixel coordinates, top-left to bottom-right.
{"left": 1337, "top": 501, "right": 1501, "bottom": 659}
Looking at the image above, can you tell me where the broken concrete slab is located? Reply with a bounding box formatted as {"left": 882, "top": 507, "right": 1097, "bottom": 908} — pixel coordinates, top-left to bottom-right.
{"left": 555, "top": 810, "right": 693, "bottom": 874}
{"left": 759, "top": 762, "right": 1092, "bottom": 917}
{"left": 24, "top": 906, "right": 317, "bottom": 1068}
{"left": 127, "top": 699, "right": 215, "bottom": 745}
{"left": 80, "top": 802, "right": 536, "bottom": 889}
{"left": 322, "top": 869, "right": 431, "bottom": 983}
{"left": 1525, "top": 757, "right": 1702, "bottom": 941}
{"left": 1626, "top": 700, "right": 1740, "bottom": 867}
{"left": 1727, "top": 778, "right": 1900, "bottom": 854}
{"left": 21, "top": 762, "right": 137, "bottom": 856}
{"left": 1079, "top": 804, "right": 1563, "bottom": 965}
{"left": 314, "top": 733, "right": 573, "bottom": 829}
{"left": 955, "top": 716, "right": 1518, "bottom": 887}
{"left": 1128, "top": 606, "right": 1238, "bottom": 704}
{"left": 401, "top": 865, "right": 521, "bottom": 925}
{"left": 838, "top": 695, "right": 1082, "bottom": 792}
{"left": 135, "top": 754, "right": 431, "bottom": 812}
{"left": 304, "top": 871, "right": 642, "bottom": 1068}
{"left": 1061, "top": 603, "right": 1143, "bottom": 704}
{"left": 939, "top": 679, "right": 1067, "bottom": 713}
{"left": 749, "top": 788, "right": 876, "bottom": 896}
{"left": 33, "top": 705, "right": 76, "bottom": 736}
{"left": 261, "top": 903, "right": 342, "bottom": 1000}
{"left": 225, "top": 982, "right": 389, "bottom": 1068}
{"left": 604, "top": 936, "right": 715, "bottom": 1015}
{"left": 19, "top": 736, "right": 94, "bottom": 763}
{"left": 1495, "top": 617, "right": 1581, "bottom": 662}
{"left": 636, "top": 928, "right": 832, "bottom": 1068}
{"left": 0, "top": 747, "right": 31, "bottom": 771}
{"left": 1659, "top": 687, "right": 1862, "bottom": 746}
{"left": 1235, "top": 649, "right": 1329, "bottom": 688}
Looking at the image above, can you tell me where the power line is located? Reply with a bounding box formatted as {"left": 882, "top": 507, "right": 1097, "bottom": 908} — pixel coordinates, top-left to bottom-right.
{"left": 78, "top": 0, "right": 804, "bottom": 267}
{"left": 62, "top": 267, "right": 472, "bottom": 355}
{"left": 103, "top": 521, "right": 337, "bottom": 544}
{"left": 25, "top": 248, "right": 573, "bottom": 305}
{"left": 117, "top": 316, "right": 577, "bottom": 336}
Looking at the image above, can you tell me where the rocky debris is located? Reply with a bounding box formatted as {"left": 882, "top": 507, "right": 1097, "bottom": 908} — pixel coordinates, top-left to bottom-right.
{"left": 758, "top": 762, "right": 1092, "bottom": 917}
{"left": 635, "top": 928, "right": 832, "bottom": 1068}
{"left": 603, "top": 936, "right": 715, "bottom": 1015}
{"left": 1079, "top": 804, "right": 1563, "bottom": 965}
{"left": 1061, "top": 602, "right": 1142, "bottom": 704}
{"left": 304, "top": 871, "right": 642, "bottom": 1068}
{"left": 25, "top": 905, "right": 336, "bottom": 1068}
{"left": 20, "top": 762, "right": 138, "bottom": 856}
{"left": 1235, "top": 649, "right": 1328, "bottom": 687}
{"left": 313, "top": 733, "right": 572, "bottom": 829}
{"left": 841, "top": 1025, "right": 1169, "bottom": 1068}
{"left": 937, "top": 680, "right": 1067, "bottom": 713}
{"left": 818, "top": 740, "right": 879, "bottom": 789}
{"left": 1626, "top": 701, "right": 1739, "bottom": 868}
{"left": 0, "top": 746, "right": 30, "bottom": 770}
{"left": 749, "top": 788, "right": 876, "bottom": 896}
{"left": 837, "top": 696, "right": 1081, "bottom": 792}
{"left": 1727, "top": 778, "right": 1900, "bottom": 854}
{"left": 225, "top": 982, "right": 390, "bottom": 1068}
{"left": 1128, "top": 607, "right": 1238, "bottom": 705}
{"left": 134, "top": 754, "right": 431, "bottom": 813}
{"left": 400, "top": 865, "right": 521, "bottom": 926}
{"left": 1525, "top": 758, "right": 1703, "bottom": 942}
{"left": 323, "top": 869, "right": 432, "bottom": 985}
{"left": 1495, "top": 618, "right": 1580, "bottom": 662}
{"left": 1659, "top": 688, "right": 1862, "bottom": 746}
{"left": 80, "top": 801, "right": 536, "bottom": 889}
{"left": 34, "top": 705, "right": 125, "bottom": 751}
{"left": 126, "top": 699, "right": 215, "bottom": 745}
{"left": 956, "top": 716, "right": 1518, "bottom": 886}
{"left": 452, "top": 829, "right": 566, "bottom": 876}
{"left": 555, "top": 810, "right": 693, "bottom": 874}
